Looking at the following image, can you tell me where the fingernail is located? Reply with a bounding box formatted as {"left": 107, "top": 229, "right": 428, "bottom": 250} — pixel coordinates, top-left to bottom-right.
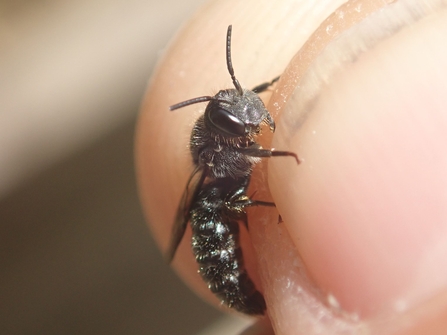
{"left": 271, "top": 0, "right": 447, "bottom": 320}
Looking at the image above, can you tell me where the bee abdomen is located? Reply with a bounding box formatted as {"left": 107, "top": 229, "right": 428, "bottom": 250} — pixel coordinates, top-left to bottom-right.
{"left": 191, "top": 220, "right": 266, "bottom": 315}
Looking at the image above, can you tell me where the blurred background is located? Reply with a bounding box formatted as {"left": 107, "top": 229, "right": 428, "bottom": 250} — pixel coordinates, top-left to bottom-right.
{"left": 0, "top": 0, "right": 253, "bottom": 334}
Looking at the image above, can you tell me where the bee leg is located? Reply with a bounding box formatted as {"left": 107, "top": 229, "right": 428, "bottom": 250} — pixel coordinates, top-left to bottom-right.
{"left": 251, "top": 76, "right": 280, "bottom": 93}
{"left": 240, "top": 146, "right": 300, "bottom": 164}
{"left": 249, "top": 200, "right": 275, "bottom": 207}
{"left": 240, "top": 199, "right": 277, "bottom": 230}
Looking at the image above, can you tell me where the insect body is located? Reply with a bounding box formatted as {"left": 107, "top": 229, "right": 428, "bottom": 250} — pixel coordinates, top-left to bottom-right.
{"left": 191, "top": 177, "right": 274, "bottom": 315}
{"left": 167, "top": 25, "right": 299, "bottom": 315}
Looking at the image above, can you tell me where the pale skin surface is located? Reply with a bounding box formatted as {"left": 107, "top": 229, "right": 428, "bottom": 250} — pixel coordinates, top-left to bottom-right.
{"left": 135, "top": 0, "right": 447, "bottom": 334}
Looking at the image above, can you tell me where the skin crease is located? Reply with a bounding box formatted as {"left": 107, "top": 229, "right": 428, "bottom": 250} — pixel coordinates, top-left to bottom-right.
{"left": 135, "top": 0, "right": 447, "bottom": 334}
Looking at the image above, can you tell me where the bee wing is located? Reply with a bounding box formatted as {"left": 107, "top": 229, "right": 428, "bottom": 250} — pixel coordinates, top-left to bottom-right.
{"left": 165, "top": 165, "right": 208, "bottom": 263}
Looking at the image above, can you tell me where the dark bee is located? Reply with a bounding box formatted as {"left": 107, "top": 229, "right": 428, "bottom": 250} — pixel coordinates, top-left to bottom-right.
{"left": 167, "top": 25, "right": 299, "bottom": 315}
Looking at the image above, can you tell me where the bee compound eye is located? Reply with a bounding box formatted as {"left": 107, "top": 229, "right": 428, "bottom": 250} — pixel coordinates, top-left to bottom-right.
{"left": 208, "top": 108, "right": 246, "bottom": 137}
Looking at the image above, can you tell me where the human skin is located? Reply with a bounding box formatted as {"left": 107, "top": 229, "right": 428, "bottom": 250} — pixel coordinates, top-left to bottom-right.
{"left": 135, "top": 0, "right": 447, "bottom": 334}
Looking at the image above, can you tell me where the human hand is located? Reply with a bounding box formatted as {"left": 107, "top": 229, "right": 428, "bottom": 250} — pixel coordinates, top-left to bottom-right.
{"left": 135, "top": 0, "right": 447, "bottom": 334}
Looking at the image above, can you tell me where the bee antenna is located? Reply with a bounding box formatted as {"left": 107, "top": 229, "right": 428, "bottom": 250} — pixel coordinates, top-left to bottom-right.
{"left": 226, "top": 25, "right": 243, "bottom": 95}
{"left": 169, "top": 96, "right": 214, "bottom": 111}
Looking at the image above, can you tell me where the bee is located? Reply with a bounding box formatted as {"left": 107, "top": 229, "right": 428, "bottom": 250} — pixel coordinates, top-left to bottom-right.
{"left": 167, "top": 25, "right": 299, "bottom": 315}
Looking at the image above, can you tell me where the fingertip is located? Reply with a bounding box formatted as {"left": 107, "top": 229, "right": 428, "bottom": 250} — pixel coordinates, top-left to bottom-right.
{"left": 268, "top": 0, "right": 447, "bottom": 331}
